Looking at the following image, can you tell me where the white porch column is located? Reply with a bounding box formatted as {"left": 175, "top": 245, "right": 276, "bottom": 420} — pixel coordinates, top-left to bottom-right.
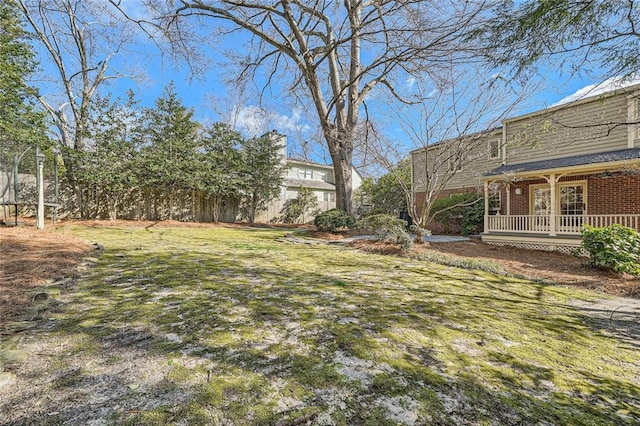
{"left": 506, "top": 183, "right": 511, "bottom": 216}
{"left": 549, "top": 173, "right": 556, "bottom": 236}
{"left": 483, "top": 181, "right": 489, "bottom": 232}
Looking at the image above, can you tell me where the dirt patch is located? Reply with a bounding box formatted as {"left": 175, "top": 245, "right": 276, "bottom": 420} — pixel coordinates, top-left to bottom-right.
{"left": 0, "top": 226, "right": 91, "bottom": 326}
{"left": 0, "top": 219, "right": 308, "bottom": 326}
{"left": 350, "top": 239, "right": 640, "bottom": 298}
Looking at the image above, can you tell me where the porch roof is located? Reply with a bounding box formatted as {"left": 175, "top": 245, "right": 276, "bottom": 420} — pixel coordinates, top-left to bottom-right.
{"left": 484, "top": 147, "right": 640, "bottom": 177}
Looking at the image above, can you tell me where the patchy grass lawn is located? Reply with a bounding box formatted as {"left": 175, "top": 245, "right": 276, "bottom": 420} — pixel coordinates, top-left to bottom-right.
{"left": 1, "top": 225, "right": 639, "bottom": 425}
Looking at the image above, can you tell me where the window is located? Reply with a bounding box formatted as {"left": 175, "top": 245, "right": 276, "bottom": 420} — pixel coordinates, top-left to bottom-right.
{"left": 298, "top": 169, "right": 313, "bottom": 179}
{"left": 323, "top": 192, "right": 335, "bottom": 203}
{"left": 489, "top": 184, "right": 501, "bottom": 213}
{"left": 529, "top": 184, "right": 551, "bottom": 216}
{"left": 489, "top": 139, "right": 500, "bottom": 159}
{"left": 559, "top": 184, "right": 585, "bottom": 215}
{"left": 448, "top": 153, "right": 464, "bottom": 172}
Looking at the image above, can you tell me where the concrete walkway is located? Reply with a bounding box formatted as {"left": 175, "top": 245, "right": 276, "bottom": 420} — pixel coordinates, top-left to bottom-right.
{"left": 328, "top": 234, "right": 470, "bottom": 245}
{"left": 423, "top": 235, "right": 470, "bottom": 243}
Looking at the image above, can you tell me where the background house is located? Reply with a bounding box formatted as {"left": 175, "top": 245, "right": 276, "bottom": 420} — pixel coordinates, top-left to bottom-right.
{"left": 255, "top": 131, "right": 362, "bottom": 223}
{"left": 412, "top": 82, "right": 640, "bottom": 251}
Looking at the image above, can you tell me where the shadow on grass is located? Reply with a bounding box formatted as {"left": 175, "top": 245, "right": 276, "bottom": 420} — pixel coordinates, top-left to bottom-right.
{"left": 3, "top": 227, "right": 639, "bottom": 425}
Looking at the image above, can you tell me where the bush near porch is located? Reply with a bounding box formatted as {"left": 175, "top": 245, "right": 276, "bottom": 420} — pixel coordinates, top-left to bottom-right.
{"left": 429, "top": 193, "right": 484, "bottom": 235}
{"left": 581, "top": 224, "right": 640, "bottom": 275}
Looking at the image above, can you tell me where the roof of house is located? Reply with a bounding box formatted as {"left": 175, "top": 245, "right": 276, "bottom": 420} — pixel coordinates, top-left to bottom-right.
{"left": 284, "top": 178, "right": 336, "bottom": 190}
{"left": 551, "top": 77, "right": 640, "bottom": 107}
{"left": 286, "top": 158, "right": 364, "bottom": 180}
{"left": 485, "top": 147, "right": 640, "bottom": 176}
{"left": 287, "top": 158, "right": 334, "bottom": 170}
{"left": 506, "top": 81, "right": 640, "bottom": 124}
{"left": 409, "top": 127, "right": 503, "bottom": 155}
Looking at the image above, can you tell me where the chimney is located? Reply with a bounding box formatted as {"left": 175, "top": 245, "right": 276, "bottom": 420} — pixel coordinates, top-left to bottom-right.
{"left": 264, "top": 129, "right": 287, "bottom": 165}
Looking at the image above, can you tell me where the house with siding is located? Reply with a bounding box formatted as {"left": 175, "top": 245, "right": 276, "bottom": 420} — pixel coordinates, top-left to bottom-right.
{"left": 255, "top": 131, "right": 362, "bottom": 222}
{"left": 411, "top": 82, "right": 640, "bottom": 252}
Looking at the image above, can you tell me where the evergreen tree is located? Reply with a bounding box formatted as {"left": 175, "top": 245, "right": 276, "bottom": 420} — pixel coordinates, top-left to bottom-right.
{"left": 139, "top": 83, "right": 200, "bottom": 218}
{"left": 198, "top": 123, "right": 246, "bottom": 222}
{"left": 240, "top": 135, "right": 286, "bottom": 223}
{"left": 199, "top": 123, "right": 245, "bottom": 198}
{"left": 74, "top": 91, "right": 141, "bottom": 218}
{"left": 359, "top": 162, "right": 410, "bottom": 216}
{"left": 0, "top": 1, "right": 48, "bottom": 178}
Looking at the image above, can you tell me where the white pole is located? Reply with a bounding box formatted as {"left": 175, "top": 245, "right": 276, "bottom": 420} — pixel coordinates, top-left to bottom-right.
{"left": 36, "top": 147, "right": 45, "bottom": 230}
{"left": 483, "top": 180, "right": 489, "bottom": 233}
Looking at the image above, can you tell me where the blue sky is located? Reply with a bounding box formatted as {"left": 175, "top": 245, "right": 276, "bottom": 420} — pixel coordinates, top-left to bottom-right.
{"left": 26, "top": 1, "right": 612, "bottom": 170}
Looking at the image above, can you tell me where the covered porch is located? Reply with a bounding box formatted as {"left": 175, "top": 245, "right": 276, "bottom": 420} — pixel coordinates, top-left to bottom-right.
{"left": 480, "top": 148, "right": 640, "bottom": 251}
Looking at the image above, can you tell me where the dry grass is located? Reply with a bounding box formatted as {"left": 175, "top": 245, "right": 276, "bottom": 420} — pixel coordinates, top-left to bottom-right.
{"left": 0, "top": 226, "right": 90, "bottom": 325}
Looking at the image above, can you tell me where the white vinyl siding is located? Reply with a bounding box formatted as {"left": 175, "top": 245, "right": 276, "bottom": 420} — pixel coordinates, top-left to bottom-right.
{"left": 286, "top": 189, "right": 299, "bottom": 199}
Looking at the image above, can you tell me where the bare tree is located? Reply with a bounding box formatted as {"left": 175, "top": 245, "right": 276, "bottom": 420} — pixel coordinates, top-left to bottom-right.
{"left": 17, "top": 0, "right": 142, "bottom": 151}
{"left": 361, "top": 66, "right": 530, "bottom": 227}
{"left": 133, "top": 0, "right": 497, "bottom": 214}
{"left": 17, "top": 0, "right": 145, "bottom": 215}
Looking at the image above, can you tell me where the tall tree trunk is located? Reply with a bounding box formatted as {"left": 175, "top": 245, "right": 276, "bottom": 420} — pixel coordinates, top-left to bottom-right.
{"left": 329, "top": 146, "right": 353, "bottom": 215}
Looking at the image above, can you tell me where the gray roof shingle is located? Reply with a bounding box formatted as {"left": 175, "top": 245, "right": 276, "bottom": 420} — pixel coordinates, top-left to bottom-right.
{"left": 284, "top": 178, "right": 336, "bottom": 190}
{"left": 485, "top": 148, "right": 640, "bottom": 176}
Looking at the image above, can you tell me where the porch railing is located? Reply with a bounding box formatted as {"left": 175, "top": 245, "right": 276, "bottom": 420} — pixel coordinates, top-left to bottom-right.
{"left": 486, "top": 214, "right": 640, "bottom": 235}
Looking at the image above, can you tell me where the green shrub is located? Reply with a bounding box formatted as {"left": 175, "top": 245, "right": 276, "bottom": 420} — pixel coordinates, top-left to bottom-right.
{"left": 581, "top": 224, "right": 640, "bottom": 275}
{"left": 314, "top": 209, "right": 356, "bottom": 232}
{"left": 356, "top": 214, "right": 413, "bottom": 251}
{"left": 280, "top": 187, "right": 320, "bottom": 224}
{"left": 461, "top": 198, "right": 485, "bottom": 236}
{"left": 408, "top": 224, "right": 431, "bottom": 244}
{"left": 430, "top": 192, "right": 484, "bottom": 235}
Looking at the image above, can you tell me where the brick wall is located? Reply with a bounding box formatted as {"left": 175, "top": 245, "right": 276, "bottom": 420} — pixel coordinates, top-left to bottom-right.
{"left": 588, "top": 172, "right": 640, "bottom": 214}
{"left": 507, "top": 173, "right": 640, "bottom": 215}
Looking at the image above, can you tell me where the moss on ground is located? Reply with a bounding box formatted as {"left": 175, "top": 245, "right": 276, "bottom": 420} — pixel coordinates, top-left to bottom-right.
{"left": 3, "top": 224, "right": 637, "bottom": 425}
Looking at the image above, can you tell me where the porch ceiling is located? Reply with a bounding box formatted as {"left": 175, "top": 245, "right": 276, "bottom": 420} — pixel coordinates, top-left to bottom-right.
{"left": 484, "top": 147, "right": 640, "bottom": 178}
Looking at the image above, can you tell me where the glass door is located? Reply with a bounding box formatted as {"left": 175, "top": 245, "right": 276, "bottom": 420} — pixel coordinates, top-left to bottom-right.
{"left": 531, "top": 185, "right": 551, "bottom": 232}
